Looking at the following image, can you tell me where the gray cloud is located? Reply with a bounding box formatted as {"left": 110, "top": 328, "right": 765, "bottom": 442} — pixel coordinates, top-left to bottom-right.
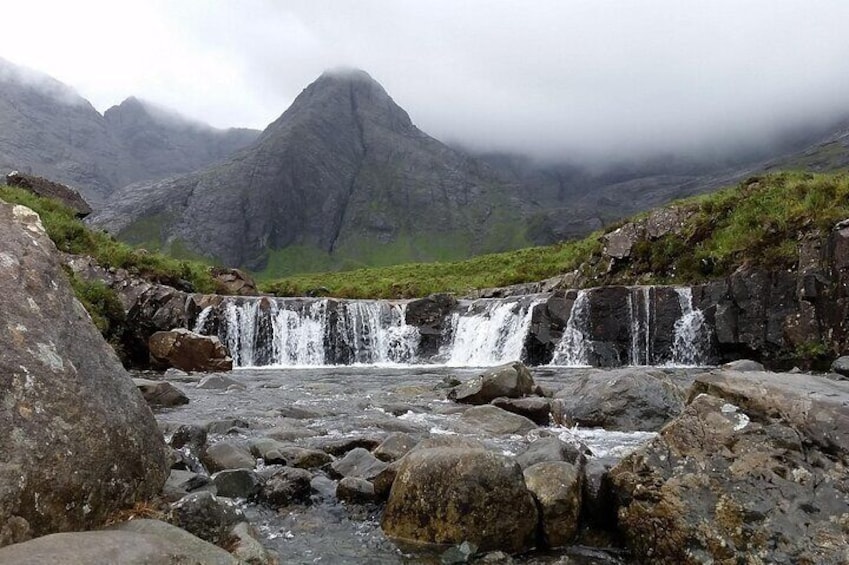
{"left": 4, "top": 0, "right": 849, "bottom": 161}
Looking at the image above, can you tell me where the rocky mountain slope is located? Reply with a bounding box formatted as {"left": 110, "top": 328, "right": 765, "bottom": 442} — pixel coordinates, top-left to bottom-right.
{"left": 89, "top": 70, "right": 526, "bottom": 273}
{"left": 0, "top": 58, "right": 259, "bottom": 206}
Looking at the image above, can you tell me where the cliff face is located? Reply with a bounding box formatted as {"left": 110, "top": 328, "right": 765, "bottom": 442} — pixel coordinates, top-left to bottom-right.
{"left": 89, "top": 70, "right": 526, "bottom": 272}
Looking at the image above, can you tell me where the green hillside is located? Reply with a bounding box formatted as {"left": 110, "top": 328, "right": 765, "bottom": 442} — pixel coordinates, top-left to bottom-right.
{"left": 262, "top": 170, "right": 849, "bottom": 298}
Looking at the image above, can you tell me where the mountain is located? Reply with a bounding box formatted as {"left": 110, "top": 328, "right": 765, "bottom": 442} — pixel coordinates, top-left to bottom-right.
{"left": 0, "top": 58, "right": 259, "bottom": 206}
{"left": 88, "top": 69, "right": 526, "bottom": 274}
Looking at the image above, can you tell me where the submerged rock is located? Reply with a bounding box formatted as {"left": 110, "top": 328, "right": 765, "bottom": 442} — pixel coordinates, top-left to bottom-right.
{"left": 134, "top": 377, "right": 190, "bottom": 406}
{"left": 0, "top": 202, "right": 167, "bottom": 546}
{"left": 609, "top": 371, "right": 849, "bottom": 564}
{"left": 449, "top": 362, "right": 535, "bottom": 405}
{"left": 381, "top": 447, "right": 538, "bottom": 554}
{"left": 149, "top": 328, "right": 233, "bottom": 372}
{"left": 168, "top": 491, "right": 244, "bottom": 546}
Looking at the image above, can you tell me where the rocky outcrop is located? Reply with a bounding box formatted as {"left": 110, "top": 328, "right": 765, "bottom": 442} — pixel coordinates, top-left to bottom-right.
{"left": 0, "top": 203, "right": 167, "bottom": 546}
{"left": 209, "top": 267, "right": 258, "bottom": 296}
{"left": 609, "top": 370, "right": 849, "bottom": 564}
{"left": 6, "top": 170, "right": 92, "bottom": 216}
{"left": 381, "top": 447, "right": 539, "bottom": 553}
{"left": 449, "top": 362, "right": 535, "bottom": 404}
{"left": 148, "top": 328, "right": 233, "bottom": 372}
{"left": 405, "top": 293, "right": 457, "bottom": 356}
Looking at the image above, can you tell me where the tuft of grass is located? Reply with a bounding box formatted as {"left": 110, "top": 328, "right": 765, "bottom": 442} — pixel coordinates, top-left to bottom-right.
{"left": 0, "top": 185, "right": 219, "bottom": 293}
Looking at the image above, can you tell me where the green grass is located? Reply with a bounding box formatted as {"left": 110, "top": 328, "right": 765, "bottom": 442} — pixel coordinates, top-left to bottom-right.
{"left": 0, "top": 185, "right": 219, "bottom": 293}
{"left": 262, "top": 170, "right": 849, "bottom": 298}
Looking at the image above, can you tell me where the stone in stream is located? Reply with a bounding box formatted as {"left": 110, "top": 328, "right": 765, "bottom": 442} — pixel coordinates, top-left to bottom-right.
{"left": 202, "top": 440, "right": 256, "bottom": 472}
{"left": 720, "top": 359, "right": 765, "bottom": 372}
{"left": 552, "top": 367, "right": 692, "bottom": 431}
{"left": 0, "top": 519, "right": 239, "bottom": 565}
{"left": 373, "top": 432, "right": 417, "bottom": 462}
{"left": 198, "top": 374, "right": 245, "bottom": 390}
{"left": 0, "top": 202, "right": 168, "bottom": 546}
{"left": 514, "top": 437, "right": 588, "bottom": 470}
{"left": 168, "top": 491, "right": 244, "bottom": 546}
{"left": 336, "top": 477, "right": 378, "bottom": 504}
{"left": 581, "top": 456, "right": 619, "bottom": 529}
{"left": 205, "top": 418, "right": 250, "bottom": 435}
{"left": 169, "top": 423, "right": 208, "bottom": 452}
{"left": 258, "top": 467, "right": 313, "bottom": 508}
{"left": 211, "top": 469, "right": 263, "bottom": 499}
{"left": 381, "top": 447, "right": 538, "bottom": 554}
{"left": 249, "top": 439, "right": 331, "bottom": 469}
{"left": 163, "top": 469, "right": 215, "bottom": 502}
{"left": 229, "top": 521, "right": 278, "bottom": 565}
{"left": 133, "top": 377, "right": 190, "bottom": 406}
{"left": 148, "top": 328, "right": 233, "bottom": 372}
{"left": 448, "top": 361, "right": 536, "bottom": 405}
{"left": 491, "top": 396, "right": 552, "bottom": 425}
{"left": 523, "top": 461, "right": 583, "bottom": 548}
{"left": 459, "top": 405, "right": 538, "bottom": 435}
{"left": 609, "top": 370, "right": 849, "bottom": 564}
{"left": 330, "top": 447, "right": 388, "bottom": 480}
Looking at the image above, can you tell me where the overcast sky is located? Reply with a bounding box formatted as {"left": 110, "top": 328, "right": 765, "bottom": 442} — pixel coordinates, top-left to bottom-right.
{"left": 4, "top": 1, "right": 849, "bottom": 161}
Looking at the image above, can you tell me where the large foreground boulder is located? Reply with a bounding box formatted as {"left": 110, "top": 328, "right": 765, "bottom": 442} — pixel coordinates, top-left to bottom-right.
{"left": 449, "top": 362, "right": 535, "bottom": 405}
{"left": 0, "top": 203, "right": 168, "bottom": 546}
{"left": 609, "top": 370, "right": 849, "bottom": 564}
{"left": 381, "top": 447, "right": 538, "bottom": 553}
{"left": 149, "top": 328, "right": 233, "bottom": 372}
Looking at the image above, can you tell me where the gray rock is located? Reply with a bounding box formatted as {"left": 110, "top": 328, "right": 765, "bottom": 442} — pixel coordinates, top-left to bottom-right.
{"left": 0, "top": 203, "right": 167, "bottom": 546}
{"left": 581, "top": 456, "right": 619, "bottom": 529}
{"left": 514, "top": 437, "right": 587, "bottom": 470}
{"left": 831, "top": 355, "right": 849, "bottom": 377}
{"left": 149, "top": 329, "right": 233, "bottom": 372}
{"left": 336, "top": 477, "right": 377, "bottom": 504}
{"left": 198, "top": 374, "right": 244, "bottom": 390}
{"left": 449, "top": 362, "right": 535, "bottom": 405}
{"left": 523, "top": 461, "right": 582, "bottom": 548}
{"left": 168, "top": 491, "right": 243, "bottom": 546}
{"left": 258, "top": 467, "right": 313, "bottom": 508}
{"left": 330, "top": 447, "right": 388, "bottom": 480}
{"left": 134, "top": 377, "right": 189, "bottom": 406}
{"left": 381, "top": 447, "right": 538, "bottom": 554}
{"left": 229, "top": 522, "right": 278, "bottom": 565}
{"left": 459, "top": 405, "right": 538, "bottom": 436}
{"left": 211, "top": 469, "right": 262, "bottom": 499}
{"left": 373, "top": 432, "right": 417, "bottom": 462}
{"left": 552, "top": 368, "right": 692, "bottom": 431}
{"left": 491, "top": 396, "right": 551, "bottom": 425}
{"left": 205, "top": 418, "right": 250, "bottom": 435}
{"left": 163, "top": 470, "right": 214, "bottom": 502}
{"left": 169, "top": 424, "right": 208, "bottom": 452}
{"left": 202, "top": 441, "right": 255, "bottom": 472}
{"left": 264, "top": 421, "right": 321, "bottom": 442}
{"left": 721, "top": 359, "right": 766, "bottom": 372}
{"left": 6, "top": 171, "right": 91, "bottom": 217}
{"left": 250, "top": 438, "right": 331, "bottom": 469}
{"left": 0, "top": 519, "right": 238, "bottom": 565}
{"left": 308, "top": 435, "right": 383, "bottom": 456}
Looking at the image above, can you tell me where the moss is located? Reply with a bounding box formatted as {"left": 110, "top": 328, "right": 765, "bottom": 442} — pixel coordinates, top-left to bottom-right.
{"left": 65, "top": 269, "right": 128, "bottom": 360}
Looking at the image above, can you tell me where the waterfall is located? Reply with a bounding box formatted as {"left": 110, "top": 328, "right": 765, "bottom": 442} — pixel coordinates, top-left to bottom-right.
{"left": 628, "top": 287, "right": 652, "bottom": 366}
{"left": 269, "top": 300, "right": 328, "bottom": 366}
{"left": 193, "top": 305, "right": 213, "bottom": 334}
{"left": 550, "top": 290, "right": 590, "bottom": 366}
{"left": 669, "top": 287, "right": 709, "bottom": 366}
{"left": 445, "top": 297, "right": 542, "bottom": 366}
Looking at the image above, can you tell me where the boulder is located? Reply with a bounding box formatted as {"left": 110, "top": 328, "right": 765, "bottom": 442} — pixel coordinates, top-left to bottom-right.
{"left": 330, "top": 447, "right": 388, "bottom": 480}
{"left": 449, "top": 362, "right": 535, "bottom": 405}
{"left": 211, "top": 469, "right": 263, "bottom": 499}
{"left": 373, "top": 432, "right": 417, "bottom": 462}
{"left": 202, "top": 441, "right": 255, "bottom": 472}
{"left": 149, "top": 328, "right": 233, "bottom": 372}
{"left": 0, "top": 203, "right": 167, "bottom": 546}
{"left": 404, "top": 293, "right": 458, "bottom": 356}
{"left": 514, "top": 437, "right": 586, "bottom": 470}
{"left": 134, "top": 377, "right": 189, "bottom": 407}
{"left": 6, "top": 171, "right": 92, "bottom": 217}
{"left": 0, "top": 519, "right": 238, "bottom": 565}
{"left": 523, "top": 462, "right": 582, "bottom": 548}
{"left": 552, "top": 368, "right": 692, "bottom": 431}
{"left": 721, "top": 359, "right": 765, "bottom": 372}
{"left": 209, "top": 267, "right": 258, "bottom": 296}
{"left": 831, "top": 355, "right": 849, "bottom": 377}
{"left": 169, "top": 424, "right": 208, "bottom": 452}
{"left": 168, "top": 491, "right": 243, "bottom": 546}
{"left": 336, "top": 477, "right": 378, "bottom": 504}
{"left": 491, "top": 396, "right": 551, "bottom": 425}
{"left": 459, "top": 405, "right": 538, "bottom": 436}
{"left": 258, "top": 467, "right": 313, "bottom": 507}
{"left": 381, "top": 447, "right": 538, "bottom": 554}
{"left": 163, "top": 470, "right": 214, "bottom": 502}
{"left": 229, "top": 522, "right": 278, "bottom": 565}
{"left": 609, "top": 372, "right": 849, "bottom": 565}
{"left": 581, "top": 456, "right": 619, "bottom": 528}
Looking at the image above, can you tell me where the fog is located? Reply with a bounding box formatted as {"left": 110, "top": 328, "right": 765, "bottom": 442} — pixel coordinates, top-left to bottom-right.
{"left": 4, "top": 1, "right": 849, "bottom": 162}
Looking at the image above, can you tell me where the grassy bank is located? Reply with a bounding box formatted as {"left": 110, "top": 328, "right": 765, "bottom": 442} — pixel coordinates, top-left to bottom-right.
{"left": 262, "top": 170, "right": 849, "bottom": 298}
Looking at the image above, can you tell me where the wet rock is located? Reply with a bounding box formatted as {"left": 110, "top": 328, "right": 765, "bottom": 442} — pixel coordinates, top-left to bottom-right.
{"left": 198, "top": 374, "right": 244, "bottom": 390}
{"left": 211, "top": 469, "right": 262, "bottom": 499}
{"left": 609, "top": 373, "right": 849, "bottom": 565}
{"left": 405, "top": 293, "right": 457, "bottom": 357}
{"left": 372, "top": 460, "right": 402, "bottom": 500}
{"left": 134, "top": 377, "right": 189, "bottom": 406}
{"left": 336, "top": 477, "right": 377, "bottom": 504}
{"left": 149, "top": 328, "right": 233, "bottom": 372}
{"left": 308, "top": 435, "right": 383, "bottom": 456}
{"left": 265, "top": 421, "right": 321, "bottom": 442}
{"left": 202, "top": 441, "right": 255, "bottom": 472}
{"left": 440, "top": 541, "right": 479, "bottom": 564}
{"left": 381, "top": 447, "right": 538, "bottom": 553}
{"left": 523, "top": 461, "right": 582, "bottom": 548}
{"left": 459, "top": 405, "right": 538, "bottom": 435}
{"left": 514, "top": 437, "right": 586, "bottom": 470}
{"left": 721, "top": 359, "right": 765, "bottom": 372}
{"left": 581, "top": 456, "right": 619, "bottom": 528}
{"left": 552, "top": 368, "right": 691, "bottom": 431}
{"left": 330, "top": 447, "right": 388, "bottom": 480}
{"left": 163, "top": 470, "right": 214, "bottom": 502}
{"left": 449, "top": 362, "right": 535, "bottom": 405}
{"left": 210, "top": 267, "right": 258, "bottom": 296}
{"left": 0, "top": 202, "right": 167, "bottom": 545}
{"left": 205, "top": 418, "right": 250, "bottom": 435}
{"left": 168, "top": 491, "right": 244, "bottom": 546}
{"left": 169, "top": 424, "right": 208, "bottom": 452}
{"left": 411, "top": 436, "right": 487, "bottom": 452}
{"left": 0, "top": 519, "right": 238, "bottom": 565}
{"left": 276, "top": 446, "right": 333, "bottom": 469}
{"left": 831, "top": 355, "right": 849, "bottom": 377}
{"left": 491, "top": 396, "right": 551, "bottom": 425}
{"left": 373, "top": 432, "right": 417, "bottom": 462}
{"left": 258, "top": 467, "right": 313, "bottom": 507}
{"left": 229, "top": 522, "right": 278, "bottom": 565}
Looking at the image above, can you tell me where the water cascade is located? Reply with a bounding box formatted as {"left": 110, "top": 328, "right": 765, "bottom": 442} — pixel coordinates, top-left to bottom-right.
{"left": 669, "top": 287, "right": 710, "bottom": 366}
{"left": 549, "top": 290, "right": 590, "bottom": 366}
